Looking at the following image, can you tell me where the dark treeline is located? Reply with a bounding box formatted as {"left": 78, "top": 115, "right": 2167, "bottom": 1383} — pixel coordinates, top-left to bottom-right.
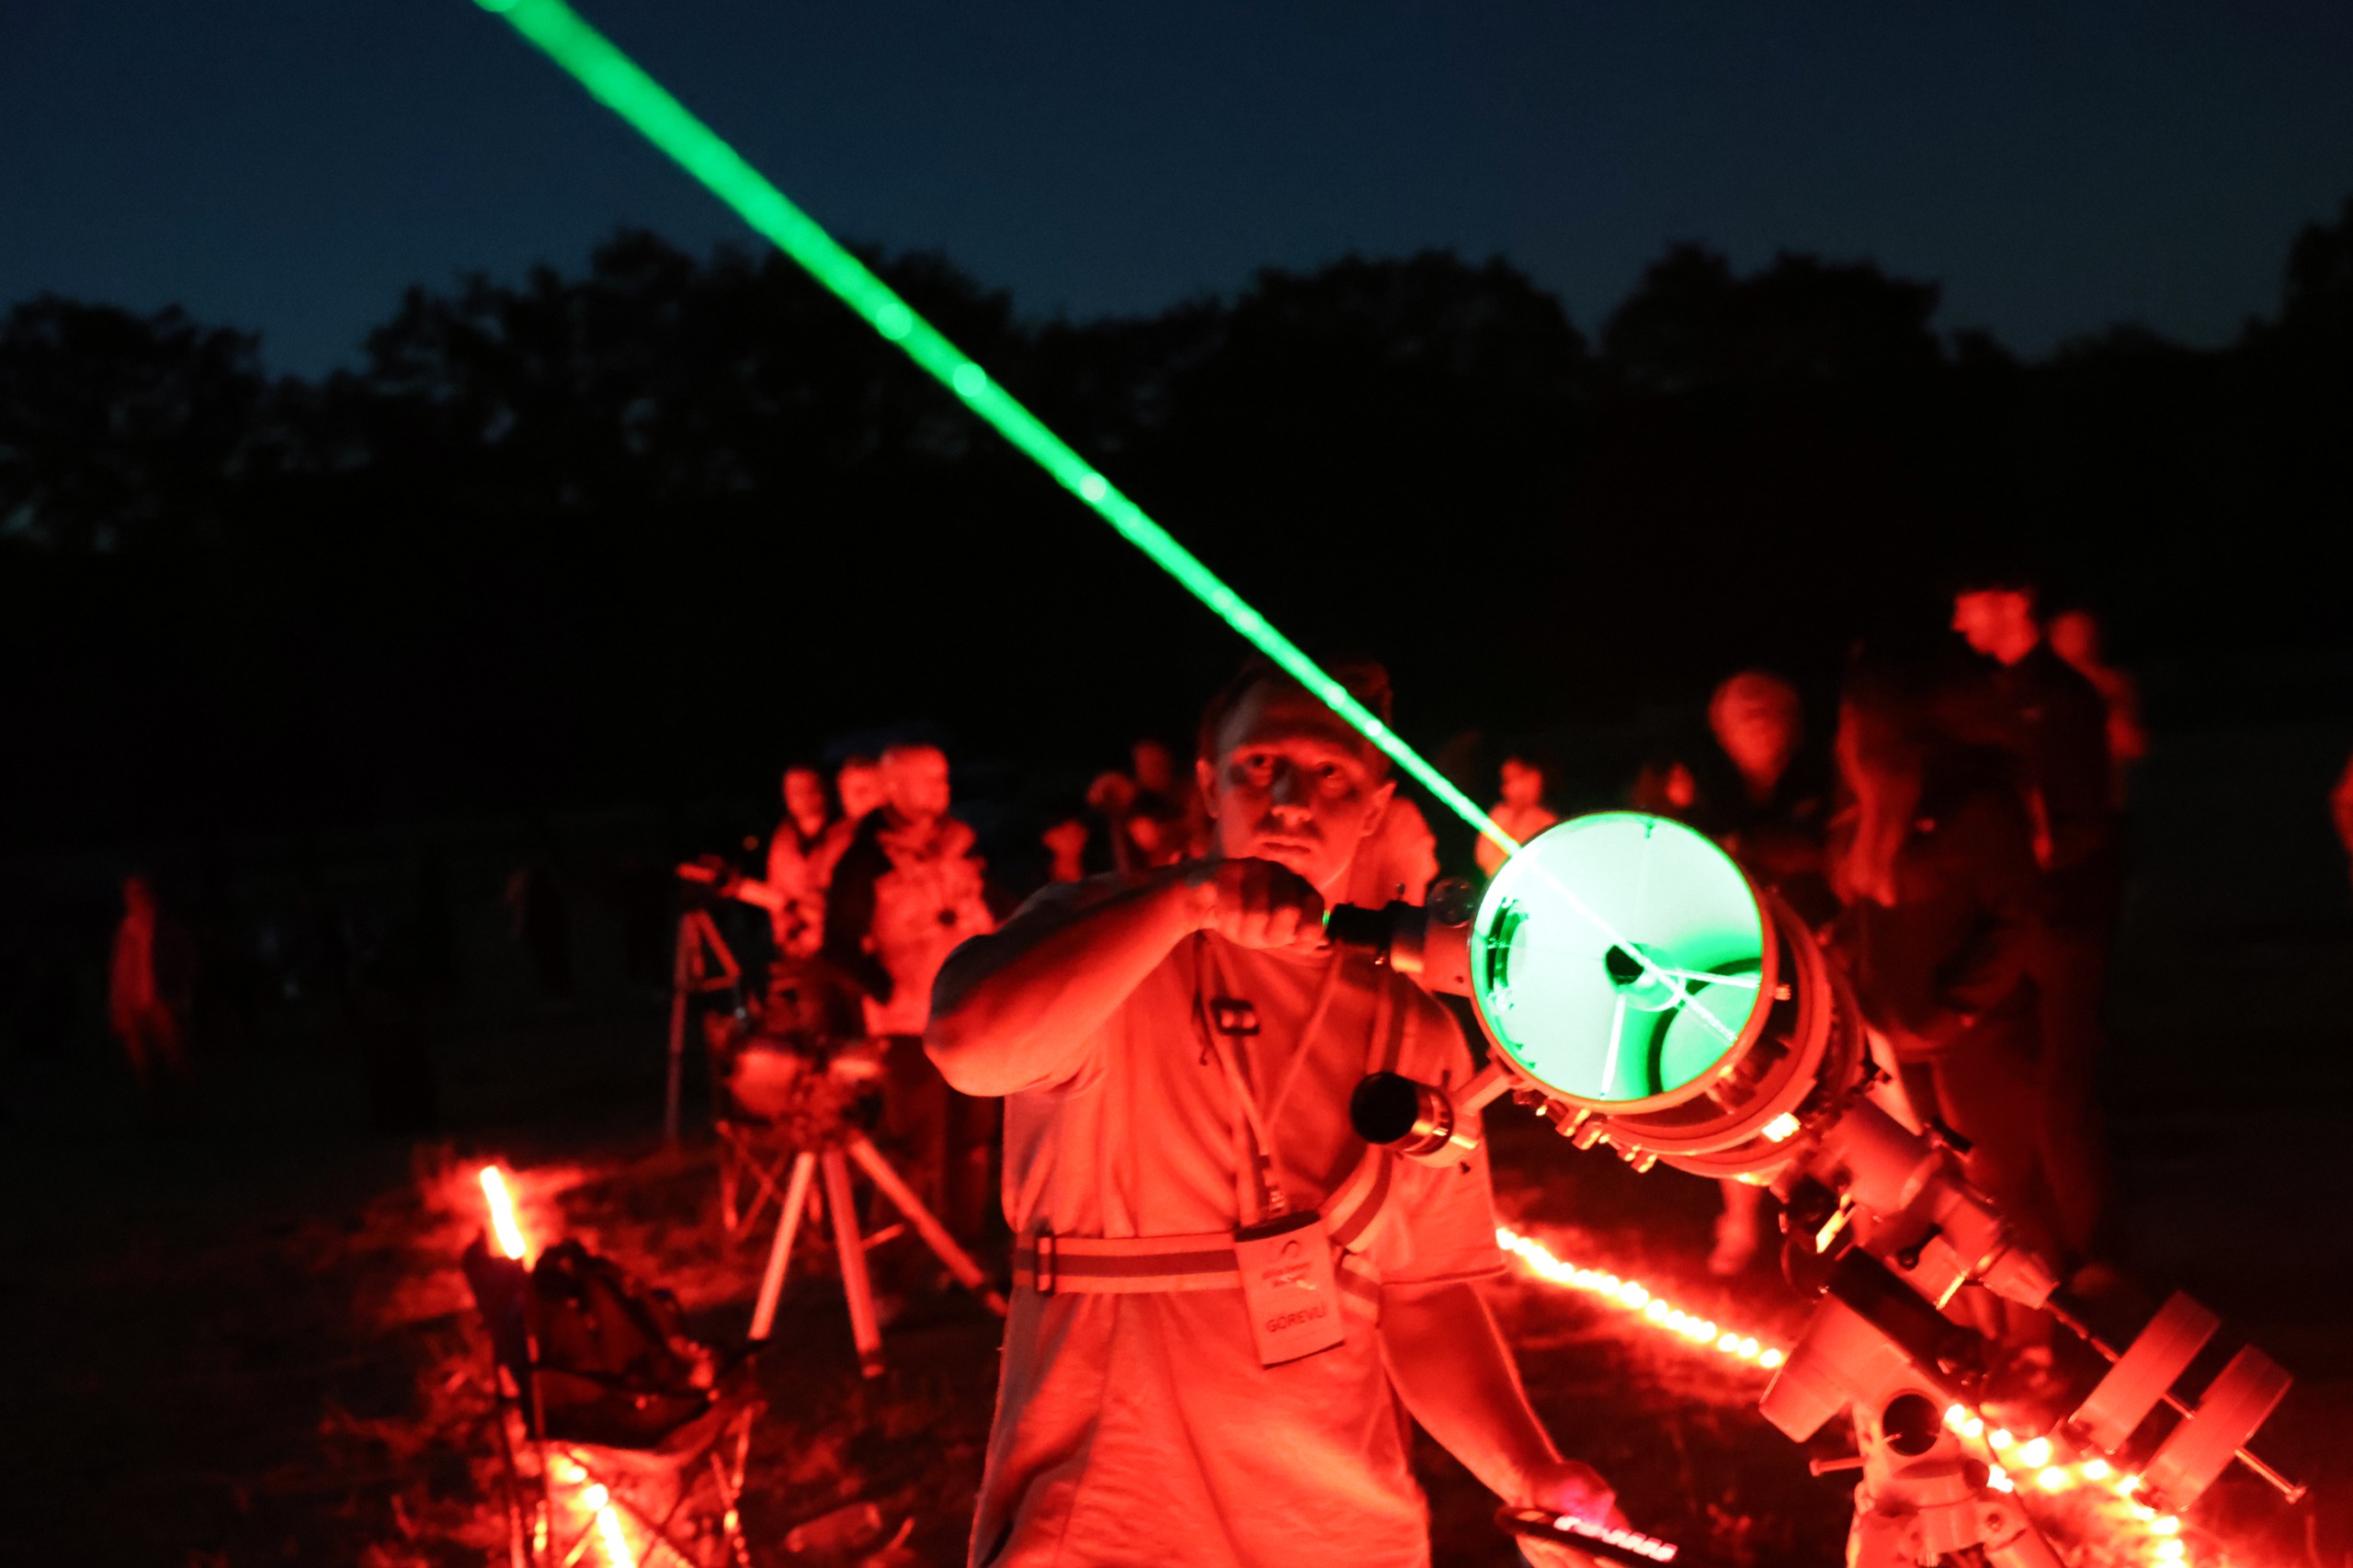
{"left": 5, "top": 202, "right": 2352, "bottom": 848}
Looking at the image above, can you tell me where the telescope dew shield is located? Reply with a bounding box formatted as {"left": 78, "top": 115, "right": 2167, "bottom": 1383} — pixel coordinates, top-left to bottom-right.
{"left": 1472, "top": 813, "right": 1770, "bottom": 1108}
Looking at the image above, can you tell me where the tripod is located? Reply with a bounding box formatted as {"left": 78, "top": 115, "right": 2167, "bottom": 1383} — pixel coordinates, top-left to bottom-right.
{"left": 745, "top": 1131, "right": 1006, "bottom": 1377}
{"left": 665, "top": 904, "right": 745, "bottom": 1144}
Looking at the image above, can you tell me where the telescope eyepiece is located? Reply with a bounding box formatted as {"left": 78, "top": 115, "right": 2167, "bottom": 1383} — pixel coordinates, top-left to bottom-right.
{"left": 1351, "top": 1071, "right": 1480, "bottom": 1165}
{"left": 1350, "top": 1071, "right": 1430, "bottom": 1146}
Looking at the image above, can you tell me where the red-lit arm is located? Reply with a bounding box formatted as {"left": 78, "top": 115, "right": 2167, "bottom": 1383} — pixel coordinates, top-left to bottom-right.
{"left": 1380, "top": 1279, "right": 1619, "bottom": 1549}
{"left": 926, "top": 858, "right": 1323, "bottom": 1097}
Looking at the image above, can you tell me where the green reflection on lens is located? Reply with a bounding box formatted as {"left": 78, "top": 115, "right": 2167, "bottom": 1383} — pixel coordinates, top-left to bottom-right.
{"left": 1472, "top": 812, "right": 1766, "bottom": 1105}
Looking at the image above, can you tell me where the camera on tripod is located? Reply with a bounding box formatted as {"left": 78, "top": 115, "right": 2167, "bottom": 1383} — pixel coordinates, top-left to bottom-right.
{"left": 666, "top": 853, "right": 1006, "bottom": 1370}
{"left": 670, "top": 856, "right": 875, "bottom": 1142}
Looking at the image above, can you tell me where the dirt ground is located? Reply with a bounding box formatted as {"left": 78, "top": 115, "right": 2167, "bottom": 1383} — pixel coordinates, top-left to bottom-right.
{"left": 7, "top": 1014, "right": 2348, "bottom": 1568}
{"left": 7, "top": 712, "right": 2353, "bottom": 1566}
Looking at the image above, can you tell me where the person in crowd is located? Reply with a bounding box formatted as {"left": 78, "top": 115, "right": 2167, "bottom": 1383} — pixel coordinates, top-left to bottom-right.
{"left": 1829, "top": 656, "right": 2063, "bottom": 1364}
{"left": 824, "top": 744, "right": 999, "bottom": 1245}
{"left": 1690, "top": 670, "right": 1834, "bottom": 1275}
{"left": 776, "top": 766, "right": 832, "bottom": 857}
{"left": 1040, "top": 817, "right": 1091, "bottom": 884}
{"left": 108, "top": 875, "right": 194, "bottom": 1095}
{"left": 1478, "top": 756, "right": 1560, "bottom": 878}
{"left": 1347, "top": 791, "right": 1441, "bottom": 908}
{"left": 1628, "top": 757, "right": 1699, "bottom": 820}
{"left": 1951, "top": 577, "right": 2118, "bottom": 1264}
{"left": 765, "top": 765, "right": 834, "bottom": 956}
{"left": 2334, "top": 753, "right": 2353, "bottom": 890}
{"left": 927, "top": 655, "right": 1618, "bottom": 1568}
{"left": 807, "top": 756, "right": 884, "bottom": 895}
{"left": 1121, "top": 794, "right": 1195, "bottom": 870}
{"left": 1088, "top": 736, "right": 1210, "bottom": 875}
{"left": 2046, "top": 608, "right": 2148, "bottom": 807}
{"left": 1698, "top": 671, "right": 1838, "bottom": 926}
{"left": 1130, "top": 735, "right": 1180, "bottom": 805}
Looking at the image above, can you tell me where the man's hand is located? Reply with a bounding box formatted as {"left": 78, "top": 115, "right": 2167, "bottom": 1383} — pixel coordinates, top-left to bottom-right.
{"left": 1188, "top": 858, "right": 1324, "bottom": 949}
{"left": 1513, "top": 1460, "right": 1627, "bottom": 1568}
{"left": 1524, "top": 1459, "right": 1621, "bottom": 1526}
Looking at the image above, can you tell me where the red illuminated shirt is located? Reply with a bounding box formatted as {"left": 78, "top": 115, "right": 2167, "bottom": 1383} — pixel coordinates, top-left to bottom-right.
{"left": 961, "top": 877, "right": 1505, "bottom": 1568}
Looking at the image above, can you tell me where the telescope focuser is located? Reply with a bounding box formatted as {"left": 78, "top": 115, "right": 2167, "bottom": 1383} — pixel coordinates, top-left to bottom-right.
{"left": 1324, "top": 887, "right": 1475, "bottom": 996}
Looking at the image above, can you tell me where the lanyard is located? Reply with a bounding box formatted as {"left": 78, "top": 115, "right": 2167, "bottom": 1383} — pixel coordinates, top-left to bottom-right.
{"left": 1195, "top": 936, "right": 1347, "bottom": 1221}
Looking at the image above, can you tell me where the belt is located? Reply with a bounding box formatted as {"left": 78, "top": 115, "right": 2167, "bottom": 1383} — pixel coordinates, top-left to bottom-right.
{"left": 1014, "top": 1231, "right": 1239, "bottom": 1294}
{"left": 1013, "top": 1230, "right": 1381, "bottom": 1310}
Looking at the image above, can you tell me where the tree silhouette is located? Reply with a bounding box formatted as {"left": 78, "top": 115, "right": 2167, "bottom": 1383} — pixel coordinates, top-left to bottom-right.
{"left": 1, "top": 203, "right": 2349, "bottom": 846}
{"left": 0, "top": 297, "right": 268, "bottom": 552}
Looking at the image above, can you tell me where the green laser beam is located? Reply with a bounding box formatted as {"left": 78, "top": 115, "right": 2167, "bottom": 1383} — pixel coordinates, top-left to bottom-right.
{"left": 473, "top": 0, "right": 1757, "bottom": 1040}
{"left": 472, "top": 0, "right": 1518, "bottom": 856}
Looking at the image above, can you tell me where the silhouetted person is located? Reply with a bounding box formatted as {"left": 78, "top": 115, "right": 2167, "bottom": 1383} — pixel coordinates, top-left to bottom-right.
{"left": 2336, "top": 754, "right": 2353, "bottom": 891}
{"left": 1041, "top": 818, "right": 1090, "bottom": 885}
{"left": 108, "top": 876, "right": 193, "bottom": 1096}
{"left": 824, "top": 744, "right": 998, "bottom": 1245}
{"left": 807, "top": 755, "right": 882, "bottom": 895}
{"left": 2047, "top": 608, "right": 2148, "bottom": 807}
{"left": 1478, "top": 756, "right": 1559, "bottom": 878}
{"left": 1952, "top": 579, "right": 2117, "bottom": 1263}
{"left": 1830, "top": 660, "right": 2062, "bottom": 1358}
{"left": 1088, "top": 737, "right": 1207, "bottom": 876}
{"left": 1692, "top": 671, "right": 1831, "bottom": 1275}
{"left": 1699, "top": 671, "right": 1838, "bottom": 926}
{"left": 1628, "top": 756, "right": 1698, "bottom": 821}
{"left": 766, "top": 765, "right": 834, "bottom": 955}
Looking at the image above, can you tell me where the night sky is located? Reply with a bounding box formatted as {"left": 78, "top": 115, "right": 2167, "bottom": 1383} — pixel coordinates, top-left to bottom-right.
{"left": 6, "top": 0, "right": 2353, "bottom": 377}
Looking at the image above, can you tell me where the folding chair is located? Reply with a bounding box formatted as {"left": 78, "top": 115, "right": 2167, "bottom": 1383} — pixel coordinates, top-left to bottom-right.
{"left": 464, "top": 1236, "right": 763, "bottom": 1567}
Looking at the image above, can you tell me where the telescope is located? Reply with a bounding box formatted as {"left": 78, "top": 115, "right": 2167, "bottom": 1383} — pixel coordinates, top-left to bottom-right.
{"left": 676, "top": 854, "right": 789, "bottom": 915}
{"left": 1336, "top": 812, "right": 2302, "bottom": 1568}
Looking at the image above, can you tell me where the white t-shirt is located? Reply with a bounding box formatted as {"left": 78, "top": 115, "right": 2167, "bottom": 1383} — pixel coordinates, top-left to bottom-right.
{"left": 960, "top": 877, "right": 1506, "bottom": 1568}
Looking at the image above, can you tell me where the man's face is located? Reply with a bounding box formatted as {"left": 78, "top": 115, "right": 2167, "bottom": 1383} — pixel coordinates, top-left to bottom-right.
{"left": 783, "top": 768, "right": 826, "bottom": 824}
{"left": 1197, "top": 684, "right": 1395, "bottom": 897}
{"left": 1950, "top": 589, "right": 2035, "bottom": 662}
{"left": 837, "top": 764, "right": 884, "bottom": 822}
{"left": 1499, "top": 758, "right": 1543, "bottom": 809}
{"left": 1712, "top": 696, "right": 1797, "bottom": 785}
{"left": 882, "top": 748, "right": 952, "bottom": 824}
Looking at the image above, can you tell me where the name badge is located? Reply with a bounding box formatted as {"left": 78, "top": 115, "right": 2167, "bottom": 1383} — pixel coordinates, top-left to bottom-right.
{"left": 1232, "top": 1210, "right": 1345, "bottom": 1367}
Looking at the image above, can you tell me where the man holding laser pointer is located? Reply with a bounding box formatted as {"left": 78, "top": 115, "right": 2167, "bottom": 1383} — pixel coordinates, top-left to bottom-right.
{"left": 929, "top": 657, "right": 1616, "bottom": 1568}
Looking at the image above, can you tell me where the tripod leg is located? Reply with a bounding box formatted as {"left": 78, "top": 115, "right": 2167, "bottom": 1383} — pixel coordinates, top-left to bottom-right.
{"left": 748, "top": 1152, "right": 817, "bottom": 1341}
{"left": 848, "top": 1135, "right": 1009, "bottom": 1316}
{"left": 719, "top": 1132, "right": 741, "bottom": 1237}
{"left": 720, "top": 1126, "right": 790, "bottom": 1240}
{"left": 824, "top": 1149, "right": 886, "bottom": 1378}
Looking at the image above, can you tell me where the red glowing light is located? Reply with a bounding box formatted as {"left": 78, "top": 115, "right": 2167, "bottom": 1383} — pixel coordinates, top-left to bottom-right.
{"left": 1496, "top": 1228, "right": 1788, "bottom": 1369}
{"left": 586, "top": 1484, "right": 638, "bottom": 1568}
{"left": 479, "top": 1165, "right": 529, "bottom": 1260}
{"left": 1501, "top": 1228, "right": 2232, "bottom": 1568}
